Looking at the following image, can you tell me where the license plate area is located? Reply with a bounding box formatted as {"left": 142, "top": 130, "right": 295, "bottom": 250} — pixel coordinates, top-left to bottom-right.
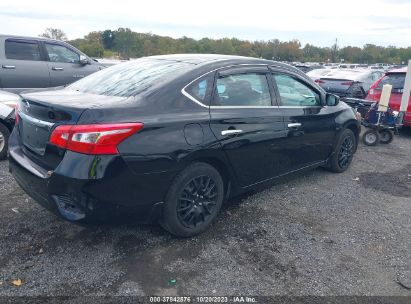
{"left": 20, "top": 114, "right": 53, "bottom": 156}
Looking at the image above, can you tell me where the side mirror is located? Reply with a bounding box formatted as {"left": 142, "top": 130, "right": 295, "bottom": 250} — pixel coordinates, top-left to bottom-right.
{"left": 326, "top": 93, "right": 339, "bottom": 106}
{"left": 79, "top": 55, "right": 89, "bottom": 65}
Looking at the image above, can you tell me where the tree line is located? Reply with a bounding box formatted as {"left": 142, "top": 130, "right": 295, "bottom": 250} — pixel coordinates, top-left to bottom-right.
{"left": 41, "top": 28, "right": 411, "bottom": 64}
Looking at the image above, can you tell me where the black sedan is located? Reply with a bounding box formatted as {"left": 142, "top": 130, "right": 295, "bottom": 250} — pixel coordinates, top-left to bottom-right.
{"left": 8, "top": 55, "right": 360, "bottom": 237}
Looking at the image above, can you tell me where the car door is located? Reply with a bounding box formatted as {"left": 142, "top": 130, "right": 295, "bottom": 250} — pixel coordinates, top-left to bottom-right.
{"left": 43, "top": 42, "right": 100, "bottom": 87}
{"left": 0, "top": 38, "right": 50, "bottom": 93}
{"left": 270, "top": 68, "right": 336, "bottom": 171}
{"left": 208, "top": 66, "right": 289, "bottom": 187}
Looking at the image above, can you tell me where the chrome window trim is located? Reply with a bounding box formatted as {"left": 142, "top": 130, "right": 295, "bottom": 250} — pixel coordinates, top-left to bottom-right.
{"left": 278, "top": 105, "right": 323, "bottom": 109}
{"left": 181, "top": 64, "right": 324, "bottom": 110}
{"left": 181, "top": 64, "right": 280, "bottom": 109}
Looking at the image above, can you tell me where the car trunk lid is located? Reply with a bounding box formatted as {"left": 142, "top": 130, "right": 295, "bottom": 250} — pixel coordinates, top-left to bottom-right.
{"left": 17, "top": 89, "right": 127, "bottom": 165}
{"left": 317, "top": 78, "right": 354, "bottom": 93}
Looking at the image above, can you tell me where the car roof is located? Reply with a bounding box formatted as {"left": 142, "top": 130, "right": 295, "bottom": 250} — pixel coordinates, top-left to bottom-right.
{"left": 0, "top": 34, "right": 65, "bottom": 44}
{"left": 319, "top": 69, "right": 372, "bottom": 80}
{"left": 148, "top": 54, "right": 273, "bottom": 65}
{"left": 387, "top": 67, "right": 407, "bottom": 74}
{"left": 306, "top": 69, "right": 333, "bottom": 76}
{"left": 140, "top": 54, "right": 314, "bottom": 84}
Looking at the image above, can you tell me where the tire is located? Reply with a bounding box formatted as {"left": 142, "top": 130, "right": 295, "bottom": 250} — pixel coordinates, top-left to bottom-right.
{"left": 160, "top": 162, "right": 224, "bottom": 237}
{"left": 0, "top": 123, "right": 10, "bottom": 161}
{"left": 362, "top": 129, "right": 380, "bottom": 146}
{"left": 379, "top": 129, "right": 394, "bottom": 144}
{"left": 328, "top": 129, "right": 356, "bottom": 173}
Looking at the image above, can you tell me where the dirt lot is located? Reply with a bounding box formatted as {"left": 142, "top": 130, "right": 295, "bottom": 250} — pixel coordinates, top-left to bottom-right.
{"left": 0, "top": 129, "right": 410, "bottom": 298}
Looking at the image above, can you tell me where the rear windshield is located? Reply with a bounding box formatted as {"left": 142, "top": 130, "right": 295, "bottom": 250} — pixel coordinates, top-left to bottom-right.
{"left": 377, "top": 73, "right": 405, "bottom": 91}
{"left": 68, "top": 59, "right": 192, "bottom": 97}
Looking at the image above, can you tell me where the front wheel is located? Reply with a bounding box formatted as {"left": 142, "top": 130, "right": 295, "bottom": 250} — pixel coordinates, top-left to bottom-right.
{"left": 328, "top": 129, "right": 356, "bottom": 173}
{"left": 160, "top": 162, "right": 224, "bottom": 237}
{"left": 0, "top": 123, "right": 10, "bottom": 160}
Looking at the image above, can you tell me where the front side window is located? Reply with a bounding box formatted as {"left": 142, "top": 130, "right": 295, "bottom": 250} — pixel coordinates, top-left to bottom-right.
{"left": 273, "top": 74, "right": 321, "bottom": 106}
{"left": 5, "top": 40, "right": 41, "bottom": 61}
{"left": 213, "top": 73, "right": 271, "bottom": 106}
{"left": 45, "top": 43, "right": 80, "bottom": 63}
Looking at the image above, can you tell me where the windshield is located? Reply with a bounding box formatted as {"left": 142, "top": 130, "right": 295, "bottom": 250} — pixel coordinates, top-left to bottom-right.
{"left": 68, "top": 58, "right": 192, "bottom": 97}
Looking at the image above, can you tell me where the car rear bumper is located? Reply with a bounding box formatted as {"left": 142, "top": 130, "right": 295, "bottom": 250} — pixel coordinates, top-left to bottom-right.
{"left": 8, "top": 144, "right": 175, "bottom": 223}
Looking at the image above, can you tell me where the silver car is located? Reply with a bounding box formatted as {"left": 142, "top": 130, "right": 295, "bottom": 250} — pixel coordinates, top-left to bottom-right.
{"left": 309, "top": 69, "right": 383, "bottom": 98}
{"left": 0, "top": 35, "right": 106, "bottom": 94}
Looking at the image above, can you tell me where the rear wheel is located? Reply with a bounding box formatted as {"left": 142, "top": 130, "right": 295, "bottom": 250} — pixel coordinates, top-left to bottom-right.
{"left": 328, "top": 129, "right": 356, "bottom": 173}
{"left": 379, "top": 129, "right": 394, "bottom": 144}
{"left": 160, "top": 162, "right": 224, "bottom": 237}
{"left": 362, "top": 129, "right": 379, "bottom": 146}
{"left": 0, "top": 123, "right": 10, "bottom": 160}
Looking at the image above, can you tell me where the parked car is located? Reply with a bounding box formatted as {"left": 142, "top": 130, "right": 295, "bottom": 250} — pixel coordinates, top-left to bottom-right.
{"left": 294, "top": 64, "right": 324, "bottom": 73}
{"left": 314, "top": 69, "right": 383, "bottom": 98}
{"left": 0, "top": 35, "right": 106, "bottom": 94}
{"left": 0, "top": 90, "right": 19, "bottom": 159}
{"left": 9, "top": 54, "right": 360, "bottom": 237}
{"left": 366, "top": 67, "right": 411, "bottom": 126}
{"left": 306, "top": 68, "right": 333, "bottom": 80}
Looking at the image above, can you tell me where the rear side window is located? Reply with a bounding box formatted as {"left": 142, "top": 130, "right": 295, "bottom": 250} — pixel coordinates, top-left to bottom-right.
{"left": 213, "top": 73, "right": 271, "bottom": 106}
{"left": 5, "top": 40, "right": 41, "bottom": 61}
{"left": 45, "top": 43, "right": 79, "bottom": 63}
{"left": 185, "top": 73, "right": 214, "bottom": 105}
{"left": 377, "top": 74, "right": 405, "bottom": 92}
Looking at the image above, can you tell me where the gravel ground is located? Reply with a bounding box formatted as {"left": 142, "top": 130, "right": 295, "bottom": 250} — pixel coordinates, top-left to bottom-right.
{"left": 0, "top": 129, "right": 410, "bottom": 298}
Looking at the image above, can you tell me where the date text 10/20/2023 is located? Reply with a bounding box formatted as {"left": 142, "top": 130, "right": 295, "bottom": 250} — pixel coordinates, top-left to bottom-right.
{"left": 149, "top": 296, "right": 257, "bottom": 303}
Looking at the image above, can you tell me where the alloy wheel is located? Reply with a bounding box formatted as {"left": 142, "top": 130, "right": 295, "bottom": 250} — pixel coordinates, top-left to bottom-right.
{"left": 0, "top": 131, "right": 5, "bottom": 152}
{"left": 177, "top": 175, "right": 218, "bottom": 228}
{"left": 338, "top": 136, "right": 354, "bottom": 169}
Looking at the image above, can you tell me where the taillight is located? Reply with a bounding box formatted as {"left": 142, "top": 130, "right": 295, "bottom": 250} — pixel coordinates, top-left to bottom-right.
{"left": 49, "top": 123, "right": 144, "bottom": 155}
{"left": 315, "top": 79, "right": 325, "bottom": 84}
{"left": 341, "top": 81, "right": 353, "bottom": 86}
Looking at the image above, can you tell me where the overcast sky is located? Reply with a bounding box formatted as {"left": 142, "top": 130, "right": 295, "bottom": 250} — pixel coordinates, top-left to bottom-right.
{"left": 1, "top": 0, "right": 410, "bottom": 47}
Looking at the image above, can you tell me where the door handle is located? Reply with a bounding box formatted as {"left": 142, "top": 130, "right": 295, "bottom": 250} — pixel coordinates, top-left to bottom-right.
{"left": 287, "top": 123, "right": 302, "bottom": 129}
{"left": 221, "top": 129, "right": 243, "bottom": 136}
{"left": 2, "top": 65, "right": 15, "bottom": 69}
{"left": 52, "top": 67, "right": 63, "bottom": 71}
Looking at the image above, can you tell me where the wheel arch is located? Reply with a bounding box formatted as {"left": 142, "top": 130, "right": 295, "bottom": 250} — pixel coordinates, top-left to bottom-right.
{"left": 342, "top": 120, "right": 360, "bottom": 151}
{"left": 188, "top": 156, "right": 235, "bottom": 199}
{"left": 0, "top": 119, "right": 14, "bottom": 132}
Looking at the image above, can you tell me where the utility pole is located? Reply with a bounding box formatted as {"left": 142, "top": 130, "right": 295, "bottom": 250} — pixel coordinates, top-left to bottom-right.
{"left": 331, "top": 38, "right": 338, "bottom": 63}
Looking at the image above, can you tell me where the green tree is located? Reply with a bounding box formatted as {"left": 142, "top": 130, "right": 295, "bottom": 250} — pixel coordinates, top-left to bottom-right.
{"left": 40, "top": 28, "right": 67, "bottom": 41}
{"left": 68, "top": 28, "right": 411, "bottom": 63}
{"left": 339, "top": 46, "right": 362, "bottom": 63}
{"left": 102, "top": 30, "right": 115, "bottom": 49}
